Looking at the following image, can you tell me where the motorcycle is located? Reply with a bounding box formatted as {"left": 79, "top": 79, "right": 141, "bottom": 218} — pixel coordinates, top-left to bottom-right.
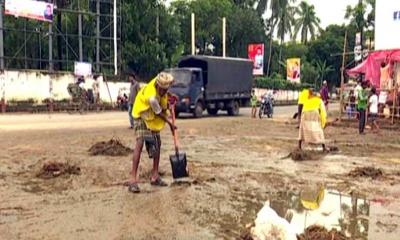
{"left": 259, "top": 94, "right": 274, "bottom": 118}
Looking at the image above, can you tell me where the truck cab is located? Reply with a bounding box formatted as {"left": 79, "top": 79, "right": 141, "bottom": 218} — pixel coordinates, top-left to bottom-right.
{"left": 167, "top": 67, "right": 204, "bottom": 117}
{"left": 166, "top": 55, "right": 253, "bottom": 118}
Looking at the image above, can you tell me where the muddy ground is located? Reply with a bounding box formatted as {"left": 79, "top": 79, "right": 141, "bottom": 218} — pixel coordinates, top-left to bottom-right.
{"left": 1, "top": 109, "right": 400, "bottom": 240}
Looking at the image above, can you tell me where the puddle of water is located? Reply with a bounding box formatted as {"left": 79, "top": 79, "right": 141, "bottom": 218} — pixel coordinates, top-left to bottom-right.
{"left": 265, "top": 188, "right": 400, "bottom": 240}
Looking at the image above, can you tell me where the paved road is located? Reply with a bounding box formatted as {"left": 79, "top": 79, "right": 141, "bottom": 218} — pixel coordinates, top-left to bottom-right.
{"left": 0, "top": 103, "right": 339, "bottom": 131}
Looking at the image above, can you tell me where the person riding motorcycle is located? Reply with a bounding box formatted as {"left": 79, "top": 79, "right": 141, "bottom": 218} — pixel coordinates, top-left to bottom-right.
{"left": 259, "top": 91, "right": 274, "bottom": 118}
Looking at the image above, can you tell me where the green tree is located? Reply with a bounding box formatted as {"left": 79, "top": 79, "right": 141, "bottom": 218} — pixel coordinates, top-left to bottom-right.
{"left": 315, "top": 59, "right": 334, "bottom": 88}
{"left": 122, "top": 0, "right": 181, "bottom": 80}
{"left": 292, "top": 1, "right": 321, "bottom": 44}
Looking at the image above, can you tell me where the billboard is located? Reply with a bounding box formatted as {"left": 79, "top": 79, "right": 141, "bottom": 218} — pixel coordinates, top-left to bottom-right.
{"left": 375, "top": 0, "right": 400, "bottom": 50}
{"left": 287, "top": 58, "right": 301, "bottom": 83}
{"left": 5, "top": 0, "right": 54, "bottom": 22}
{"left": 248, "top": 43, "right": 264, "bottom": 75}
{"left": 74, "top": 62, "right": 92, "bottom": 77}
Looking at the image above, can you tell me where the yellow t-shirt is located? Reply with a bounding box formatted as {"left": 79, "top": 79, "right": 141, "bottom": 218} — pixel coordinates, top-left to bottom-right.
{"left": 303, "top": 96, "right": 327, "bottom": 128}
{"left": 132, "top": 78, "right": 168, "bottom": 131}
{"left": 298, "top": 89, "right": 309, "bottom": 105}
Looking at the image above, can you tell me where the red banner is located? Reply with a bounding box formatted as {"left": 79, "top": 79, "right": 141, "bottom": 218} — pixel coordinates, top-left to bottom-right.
{"left": 248, "top": 44, "right": 264, "bottom": 76}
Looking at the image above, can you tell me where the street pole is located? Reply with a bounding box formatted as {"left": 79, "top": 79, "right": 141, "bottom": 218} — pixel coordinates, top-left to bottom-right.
{"left": 0, "top": 2, "right": 4, "bottom": 113}
{"left": 96, "top": 0, "right": 100, "bottom": 72}
{"left": 78, "top": 13, "right": 83, "bottom": 62}
{"left": 339, "top": 31, "right": 347, "bottom": 122}
{"left": 113, "top": 0, "right": 117, "bottom": 75}
{"left": 191, "top": 13, "right": 195, "bottom": 55}
{"left": 0, "top": 1, "right": 4, "bottom": 70}
{"left": 222, "top": 17, "right": 226, "bottom": 58}
{"left": 359, "top": 0, "right": 364, "bottom": 61}
{"left": 49, "top": 22, "right": 54, "bottom": 112}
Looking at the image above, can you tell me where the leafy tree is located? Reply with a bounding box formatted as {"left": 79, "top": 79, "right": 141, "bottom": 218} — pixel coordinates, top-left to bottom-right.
{"left": 292, "top": 1, "right": 321, "bottom": 44}
{"left": 315, "top": 59, "right": 334, "bottom": 88}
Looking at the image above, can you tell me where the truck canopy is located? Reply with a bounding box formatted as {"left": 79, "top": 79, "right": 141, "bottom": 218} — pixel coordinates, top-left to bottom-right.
{"left": 178, "top": 55, "right": 253, "bottom": 99}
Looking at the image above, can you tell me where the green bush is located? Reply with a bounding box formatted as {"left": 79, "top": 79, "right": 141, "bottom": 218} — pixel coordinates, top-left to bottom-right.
{"left": 254, "top": 77, "right": 309, "bottom": 90}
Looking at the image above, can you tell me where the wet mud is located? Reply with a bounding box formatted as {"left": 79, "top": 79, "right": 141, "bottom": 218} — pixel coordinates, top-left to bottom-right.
{"left": 348, "top": 166, "right": 384, "bottom": 180}
{"left": 297, "top": 225, "right": 348, "bottom": 240}
{"left": 88, "top": 138, "right": 132, "bottom": 156}
{"left": 36, "top": 162, "right": 81, "bottom": 179}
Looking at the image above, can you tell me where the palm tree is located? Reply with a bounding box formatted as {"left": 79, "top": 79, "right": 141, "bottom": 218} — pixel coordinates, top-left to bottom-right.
{"left": 315, "top": 60, "right": 334, "bottom": 88}
{"left": 292, "top": 1, "right": 321, "bottom": 44}
{"left": 266, "top": 0, "right": 296, "bottom": 76}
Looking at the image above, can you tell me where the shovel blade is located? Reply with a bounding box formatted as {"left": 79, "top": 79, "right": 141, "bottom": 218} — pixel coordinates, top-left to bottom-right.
{"left": 169, "top": 153, "right": 189, "bottom": 179}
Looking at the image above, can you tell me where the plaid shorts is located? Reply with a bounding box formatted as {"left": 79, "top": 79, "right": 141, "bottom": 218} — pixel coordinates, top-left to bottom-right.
{"left": 134, "top": 118, "right": 161, "bottom": 158}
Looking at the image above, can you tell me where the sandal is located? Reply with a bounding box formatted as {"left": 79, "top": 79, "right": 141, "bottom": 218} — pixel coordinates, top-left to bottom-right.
{"left": 128, "top": 182, "right": 140, "bottom": 193}
{"left": 150, "top": 177, "right": 168, "bottom": 187}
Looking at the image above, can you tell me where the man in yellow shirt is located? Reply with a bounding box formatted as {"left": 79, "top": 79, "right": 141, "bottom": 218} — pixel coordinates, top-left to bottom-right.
{"left": 298, "top": 88, "right": 327, "bottom": 151}
{"left": 295, "top": 88, "right": 309, "bottom": 127}
{"left": 128, "top": 72, "right": 177, "bottom": 193}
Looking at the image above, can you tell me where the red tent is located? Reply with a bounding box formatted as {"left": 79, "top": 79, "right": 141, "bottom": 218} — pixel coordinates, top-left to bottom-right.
{"left": 346, "top": 49, "right": 400, "bottom": 88}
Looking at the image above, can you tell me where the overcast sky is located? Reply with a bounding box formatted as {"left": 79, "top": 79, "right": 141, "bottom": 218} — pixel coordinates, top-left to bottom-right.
{"left": 165, "top": 0, "right": 360, "bottom": 28}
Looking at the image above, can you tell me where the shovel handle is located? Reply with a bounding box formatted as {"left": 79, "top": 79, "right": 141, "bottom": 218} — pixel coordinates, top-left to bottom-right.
{"left": 171, "top": 103, "right": 180, "bottom": 155}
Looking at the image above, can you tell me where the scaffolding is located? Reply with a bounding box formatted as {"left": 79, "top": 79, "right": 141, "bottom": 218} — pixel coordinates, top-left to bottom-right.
{"left": 0, "top": 0, "right": 122, "bottom": 76}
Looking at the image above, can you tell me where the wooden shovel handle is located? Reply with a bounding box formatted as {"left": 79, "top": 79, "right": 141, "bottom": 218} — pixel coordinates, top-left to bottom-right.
{"left": 171, "top": 103, "right": 179, "bottom": 155}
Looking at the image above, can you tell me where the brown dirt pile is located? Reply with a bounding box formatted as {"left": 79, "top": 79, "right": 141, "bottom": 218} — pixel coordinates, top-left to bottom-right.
{"left": 297, "top": 225, "right": 348, "bottom": 240}
{"left": 348, "top": 166, "right": 383, "bottom": 179}
{"left": 36, "top": 162, "right": 81, "bottom": 179}
{"left": 89, "top": 138, "right": 132, "bottom": 156}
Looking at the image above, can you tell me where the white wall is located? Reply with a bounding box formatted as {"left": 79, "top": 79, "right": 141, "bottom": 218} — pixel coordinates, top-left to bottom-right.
{"left": 375, "top": 0, "right": 400, "bottom": 50}
{"left": 254, "top": 88, "right": 299, "bottom": 102}
{"left": 0, "top": 70, "right": 130, "bottom": 103}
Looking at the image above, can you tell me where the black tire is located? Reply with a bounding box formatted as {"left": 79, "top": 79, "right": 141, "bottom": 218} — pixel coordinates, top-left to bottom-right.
{"left": 207, "top": 108, "right": 218, "bottom": 116}
{"left": 193, "top": 102, "right": 203, "bottom": 118}
{"left": 175, "top": 111, "right": 180, "bottom": 118}
{"left": 227, "top": 101, "right": 240, "bottom": 116}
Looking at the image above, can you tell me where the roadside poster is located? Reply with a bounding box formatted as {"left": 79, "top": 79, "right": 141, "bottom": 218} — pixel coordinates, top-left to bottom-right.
{"left": 248, "top": 43, "right": 264, "bottom": 75}
{"left": 5, "top": 0, "right": 54, "bottom": 22}
{"left": 74, "top": 62, "right": 92, "bottom": 77}
{"left": 287, "top": 58, "right": 301, "bottom": 83}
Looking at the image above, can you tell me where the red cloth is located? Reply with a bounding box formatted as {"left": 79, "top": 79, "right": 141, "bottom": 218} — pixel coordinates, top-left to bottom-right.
{"left": 347, "top": 49, "right": 400, "bottom": 88}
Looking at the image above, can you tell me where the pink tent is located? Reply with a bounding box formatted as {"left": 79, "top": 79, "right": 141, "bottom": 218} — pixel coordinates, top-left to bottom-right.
{"left": 346, "top": 49, "right": 400, "bottom": 87}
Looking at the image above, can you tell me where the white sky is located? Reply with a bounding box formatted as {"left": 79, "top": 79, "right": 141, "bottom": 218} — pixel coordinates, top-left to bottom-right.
{"left": 165, "top": 0, "right": 360, "bottom": 29}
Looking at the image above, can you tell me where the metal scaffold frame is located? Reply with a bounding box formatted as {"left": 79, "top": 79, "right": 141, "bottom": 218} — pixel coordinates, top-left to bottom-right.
{"left": 0, "top": 0, "right": 122, "bottom": 76}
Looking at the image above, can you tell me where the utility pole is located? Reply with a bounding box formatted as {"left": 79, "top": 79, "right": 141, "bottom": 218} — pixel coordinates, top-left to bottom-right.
{"left": 113, "top": 0, "right": 117, "bottom": 75}
{"left": 0, "top": 1, "right": 4, "bottom": 70}
{"left": 191, "top": 13, "right": 195, "bottom": 55}
{"left": 78, "top": 13, "right": 83, "bottom": 62}
{"left": 339, "top": 31, "right": 347, "bottom": 122}
{"left": 359, "top": 0, "right": 364, "bottom": 61}
{"left": 48, "top": 21, "right": 54, "bottom": 112}
{"left": 96, "top": 0, "right": 100, "bottom": 72}
{"left": 222, "top": 17, "right": 226, "bottom": 58}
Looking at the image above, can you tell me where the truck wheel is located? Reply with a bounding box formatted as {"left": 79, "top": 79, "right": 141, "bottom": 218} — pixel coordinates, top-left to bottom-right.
{"left": 193, "top": 102, "right": 203, "bottom": 118}
{"left": 207, "top": 108, "right": 218, "bottom": 116}
{"left": 227, "top": 101, "right": 240, "bottom": 116}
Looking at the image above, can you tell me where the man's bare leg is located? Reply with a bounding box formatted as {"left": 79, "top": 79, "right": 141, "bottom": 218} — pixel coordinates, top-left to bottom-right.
{"left": 298, "top": 140, "right": 302, "bottom": 150}
{"left": 131, "top": 138, "right": 144, "bottom": 183}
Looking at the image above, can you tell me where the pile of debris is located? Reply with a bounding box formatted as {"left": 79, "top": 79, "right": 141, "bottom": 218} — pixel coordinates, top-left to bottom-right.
{"left": 89, "top": 138, "right": 132, "bottom": 156}
{"left": 36, "top": 162, "right": 81, "bottom": 179}
{"left": 348, "top": 166, "right": 383, "bottom": 180}
{"left": 297, "top": 225, "right": 348, "bottom": 240}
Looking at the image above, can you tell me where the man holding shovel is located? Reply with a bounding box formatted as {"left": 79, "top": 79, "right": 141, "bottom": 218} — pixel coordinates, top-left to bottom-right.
{"left": 128, "top": 72, "right": 177, "bottom": 193}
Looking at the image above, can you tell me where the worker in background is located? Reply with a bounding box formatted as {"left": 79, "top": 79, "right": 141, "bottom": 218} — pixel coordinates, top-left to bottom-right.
{"left": 320, "top": 80, "right": 329, "bottom": 111}
{"left": 92, "top": 75, "right": 100, "bottom": 111}
{"left": 251, "top": 89, "right": 257, "bottom": 118}
{"left": 128, "top": 72, "right": 177, "bottom": 193}
{"left": 298, "top": 88, "right": 327, "bottom": 152}
{"left": 357, "top": 81, "right": 368, "bottom": 134}
{"left": 127, "top": 71, "right": 141, "bottom": 129}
